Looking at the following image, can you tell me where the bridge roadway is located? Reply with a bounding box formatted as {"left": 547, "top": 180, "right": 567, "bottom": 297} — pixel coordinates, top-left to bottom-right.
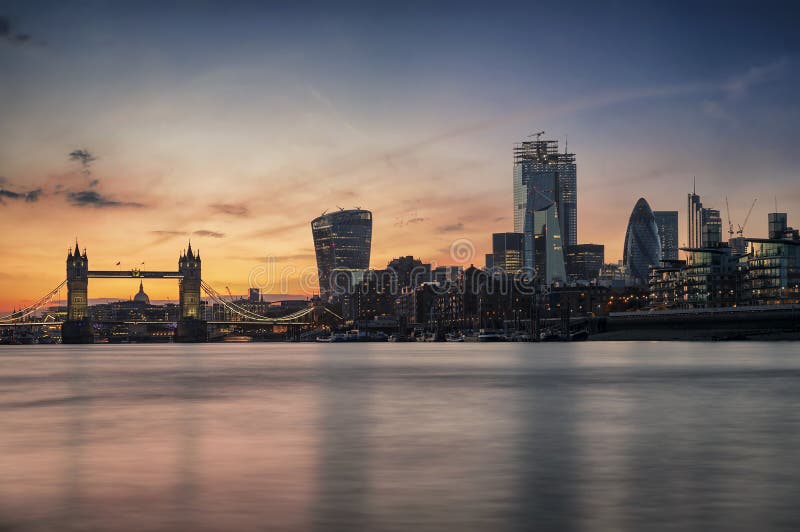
{"left": 88, "top": 270, "right": 183, "bottom": 278}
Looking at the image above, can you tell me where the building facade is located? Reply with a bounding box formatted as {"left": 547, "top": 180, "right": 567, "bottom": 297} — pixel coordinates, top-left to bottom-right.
{"left": 687, "top": 185, "right": 722, "bottom": 248}
{"left": 701, "top": 208, "right": 723, "bottom": 247}
{"left": 311, "top": 209, "right": 373, "bottom": 299}
{"left": 564, "top": 244, "right": 604, "bottom": 283}
{"left": 744, "top": 215, "right": 800, "bottom": 305}
{"left": 531, "top": 204, "right": 567, "bottom": 285}
{"left": 688, "top": 187, "right": 703, "bottom": 248}
{"left": 654, "top": 210, "right": 679, "bottom": 261}
{"left": 492, "top": 232, "right": 524, "bottom": 273}
{"left": 623, "top": 198, "right": 662, "bottom": 286}
{"left": 513, "top": 137, "right": 577, "bottom": 247}
{"left": 649, "top": 213, "right": 800, "bottom": 308}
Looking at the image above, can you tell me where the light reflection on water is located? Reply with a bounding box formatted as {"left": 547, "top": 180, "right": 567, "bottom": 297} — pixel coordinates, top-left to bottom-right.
{"left": 1, "top": 343, "right": 800, "bottom": 531}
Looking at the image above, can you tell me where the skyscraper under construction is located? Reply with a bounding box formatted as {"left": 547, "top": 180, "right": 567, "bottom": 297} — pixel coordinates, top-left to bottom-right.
{"left": 513, "top": 137, "right": 577, "bottom": 247}
{"left": 513, "top": 135, "right": 575, "bottom": 284}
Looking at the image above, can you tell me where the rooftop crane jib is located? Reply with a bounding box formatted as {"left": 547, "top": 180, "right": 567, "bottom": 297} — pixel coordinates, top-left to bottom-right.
{"left": 737, "top": 198, "right": 758, "bottom": 237}
{"left": 725, "top": 196, "right": 735, "bottom": 239}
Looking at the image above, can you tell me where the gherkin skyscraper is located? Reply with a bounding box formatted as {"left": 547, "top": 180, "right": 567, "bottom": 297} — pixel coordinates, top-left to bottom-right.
{"left": 623, "top": 198, "right": 662, "bottom": 285}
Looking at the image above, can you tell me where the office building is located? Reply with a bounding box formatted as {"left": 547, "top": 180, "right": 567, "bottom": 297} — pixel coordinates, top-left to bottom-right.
{"left": 768, "top": 212, "right": 788, "bottom": 239}
{"left": 623, "top": 198, "right": 662, "bottom": 285}
{"left": 311, "top": 208, "right": 373, "bottom": 299}
{"left": 745, "top": 213, "right": 800, "bottom": 305}
{"left": 513, "top": 137, "right": 577, "bottom": 247}
{"left": 649, "top": 213, "right": 800, "bottom": 308}
{"left": 654, "top": 211, "right": 679, "bottom": 261}
{"left": 688, "top": 186, "right": 703, "bottom": 248}
{"left": 513, "top": 138, "right": 569, "bottom": 283}
{"left": 565, "top": 244, "right": 604, "bottom": 282}
{"left": 702, "top": 208, "right": 723, "bottom": 247}
{"left": 687, "top": 184, "right": 722, "bottom": 248}
{"left": 492, "top": 232, "right": 524, "bottom": 273}
{"left": 530, "top": 204, "right": 567, "bottom": 285}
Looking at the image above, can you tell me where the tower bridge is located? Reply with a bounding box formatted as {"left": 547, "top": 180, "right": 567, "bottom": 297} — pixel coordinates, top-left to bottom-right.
{"left": 0, "top": 241, "right": 341, "bottom": 343}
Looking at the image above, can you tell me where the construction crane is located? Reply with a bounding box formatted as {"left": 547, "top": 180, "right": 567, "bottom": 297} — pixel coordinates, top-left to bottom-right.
{"left": 737, "top": 198, "right": 758, "bottom": 237}
{"left": 527, "top": 130, "right": 545, "bottom": 140}
{"left": 724, "top": 196, "right": 735, "bottom": 239}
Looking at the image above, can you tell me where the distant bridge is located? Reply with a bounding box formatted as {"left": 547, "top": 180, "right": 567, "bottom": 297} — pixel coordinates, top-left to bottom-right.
{"left": 0, "top": 241, "right": 342, "bottom": 341}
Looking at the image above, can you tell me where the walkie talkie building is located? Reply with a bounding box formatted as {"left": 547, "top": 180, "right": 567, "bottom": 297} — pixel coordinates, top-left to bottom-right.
{"left": 311, "top": 209, "right": 373, "bottom": 299}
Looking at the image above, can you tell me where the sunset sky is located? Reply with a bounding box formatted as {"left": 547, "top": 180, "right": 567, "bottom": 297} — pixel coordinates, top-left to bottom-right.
{"left": 1, "top": 1, "right": 799, "bottom": 309}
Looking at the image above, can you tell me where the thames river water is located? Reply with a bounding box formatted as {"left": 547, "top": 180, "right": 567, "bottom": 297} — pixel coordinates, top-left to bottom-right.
{"left": 2, "top": 342, "right": 800, "bottom": 531}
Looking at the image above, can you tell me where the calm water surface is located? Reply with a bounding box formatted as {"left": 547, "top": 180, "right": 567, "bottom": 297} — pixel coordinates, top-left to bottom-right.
{"left": 2, "top": 342, "right": 800, "bottom": 531}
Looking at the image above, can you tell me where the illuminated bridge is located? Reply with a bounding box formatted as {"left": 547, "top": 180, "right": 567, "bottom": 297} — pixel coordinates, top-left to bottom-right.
{"left": 0, "top": 242, "right": 342, "bottom": 343}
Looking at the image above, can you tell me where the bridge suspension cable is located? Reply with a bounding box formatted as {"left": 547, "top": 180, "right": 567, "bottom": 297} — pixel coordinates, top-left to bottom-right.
{"left": 0, "top": 280, "right": 67, "bottom": 323}
{"left": 200, "top": 280, "right": 316, "bottom": 323}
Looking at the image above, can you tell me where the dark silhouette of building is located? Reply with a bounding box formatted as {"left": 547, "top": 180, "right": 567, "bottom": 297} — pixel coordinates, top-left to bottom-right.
{"left": 133, "top": 280, "right": 150, "bottom": 305}
{"left": 178, "top": 243, "right": 202, "bottom": 320}
{"left": 564, "top": 244, "right": 604, "bottom": 282}
{"left": 492, "top": 232, "right": 524, "bottom": 273}
{"left": 66, "top": 241, "right": 88, "bottom": 321}
{"left": 386, "top": 255, "right": 431, "bottom": 289}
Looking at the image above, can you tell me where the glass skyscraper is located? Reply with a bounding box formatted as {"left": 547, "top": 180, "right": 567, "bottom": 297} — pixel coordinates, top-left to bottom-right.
{"left": 492, "top": 232, "right": 524, "bottom": 273}
{"left": 513, "top": 138, "right": 573, "bottom": 284}
{"left": 311, "top": 209, "right": 373, "bottom": 299}
{"left": 565, "top": 244, "right": 604, "bottom": 282}
{"left": 623, "top": 198, "right": 662, "bottom": 285}
{"left": 688, "top": 187, "right": 703, "bottom": 248}
{"left": 513, "top": 138, "right": 577, "bottom": 247}
{"left": 529, "top": 204, "right": 567, "bottom": 285}
{"left": 653, "top": 210, "right": 679, "bottom": 261}
{"left": 688, "top": 184, "right": 722, "bottom": 248}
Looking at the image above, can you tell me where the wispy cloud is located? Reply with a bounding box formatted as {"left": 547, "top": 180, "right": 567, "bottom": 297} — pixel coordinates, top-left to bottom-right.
{"left": 151, "top": 229, "right": 225, "bottom": 239}
{"left": 0, "top": 16, "right": 35, "bottom": 46}
{"left": 437, "top": 222, "right": 464, "bottom": 232}
{"left": 210, "top": 202, "right": 249, "bottom": 217}
{"left": 193, "top": 230, "right": 225, "bottom": 238}
{"left": 0, "top": 188, "right": 41, "bottom": 204}
{"left": 246, "top": 221, "right": 308, "bottom": 239}
{"left": 67, "top": 190, "right": 144, "bottom": 208}
{"left": 68, "top": 148, "right": 99, "bottom": 187}
{"left": 723, "top": 58, "right": 789, "bottom": 98}
{"left": 702, "top": 58, "right": 790, "bottom": 122}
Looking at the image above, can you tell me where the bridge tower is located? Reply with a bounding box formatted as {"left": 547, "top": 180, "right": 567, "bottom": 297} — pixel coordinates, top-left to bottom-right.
{"left": 175, "top": 242, "right": 207, "bottom": 342}
{"left": 62, "top": 241, "right": 94, "bottom": 343}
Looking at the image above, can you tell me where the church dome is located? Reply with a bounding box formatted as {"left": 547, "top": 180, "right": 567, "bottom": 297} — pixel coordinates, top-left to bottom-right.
{"left": 133, "top": 280, "right": 150, "bottom": 305}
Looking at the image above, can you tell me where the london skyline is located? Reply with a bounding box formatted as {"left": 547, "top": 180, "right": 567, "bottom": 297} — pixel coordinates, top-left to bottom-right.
{"left": 1, "top": 1, "right": 799, "bottom": 309}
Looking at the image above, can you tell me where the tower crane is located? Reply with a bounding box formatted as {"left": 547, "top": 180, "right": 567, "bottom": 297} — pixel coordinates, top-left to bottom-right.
{"left": 737, "top": 198, "right": 758, "bottom": 237}
{"left": 724, "top": 196, "right": 735, "bottom": 239}
{"left": 527, "top": 130, "right": 545, "bottom": 140}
